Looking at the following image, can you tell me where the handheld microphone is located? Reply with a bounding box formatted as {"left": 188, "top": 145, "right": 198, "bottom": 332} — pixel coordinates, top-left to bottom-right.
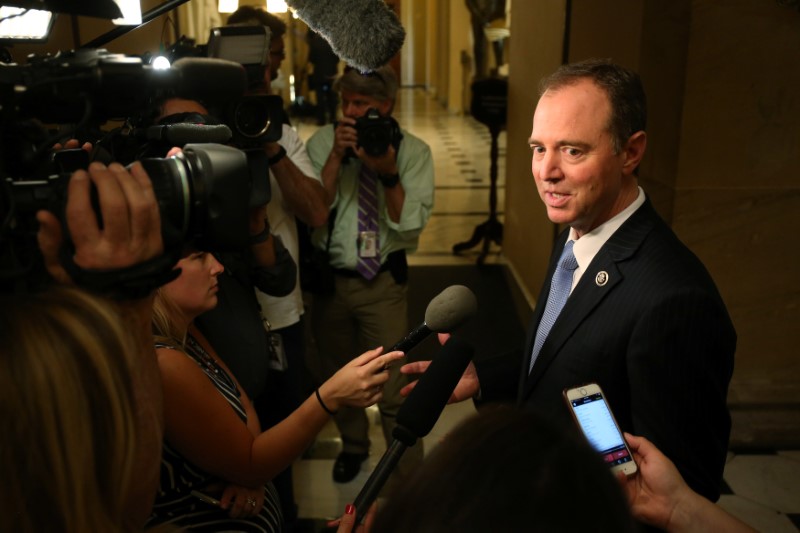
{"left": 391, "top": 285, "right": 477, "bottom": 354}
{"left": 285, "top": 0, "right": 406, "bottom": 72}
{"left": 353, "top": 336, "right": 475, "bottom": 524}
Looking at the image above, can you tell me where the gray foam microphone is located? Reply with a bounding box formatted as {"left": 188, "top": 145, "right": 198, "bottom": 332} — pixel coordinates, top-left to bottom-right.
{"left": 285, "top": 0, "right": 406, "bottom": 72}
{"left": 390, "top": 285, "right": 477, "bottom": 354}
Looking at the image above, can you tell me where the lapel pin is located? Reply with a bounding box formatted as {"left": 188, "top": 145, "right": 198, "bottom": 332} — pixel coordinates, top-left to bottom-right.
{"left": 595, "top": 271, "right": 609, "bottom": 287}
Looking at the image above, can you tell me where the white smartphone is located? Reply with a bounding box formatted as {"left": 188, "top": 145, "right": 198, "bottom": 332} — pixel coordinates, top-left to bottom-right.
{"left": 563, "top": 383, "right": 638, "bottom": 476}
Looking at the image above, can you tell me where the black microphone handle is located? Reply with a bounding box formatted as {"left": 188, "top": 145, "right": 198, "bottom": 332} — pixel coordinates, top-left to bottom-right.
{"left": 352, "top": 438, "right": 410, "bottom": 524}
{"left": 389, "top": 322, "right": 431, "bottom": 353}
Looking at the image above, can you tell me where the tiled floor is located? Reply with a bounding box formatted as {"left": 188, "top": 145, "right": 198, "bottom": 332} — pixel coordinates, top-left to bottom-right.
{"left": 291, "top": 89, "right": 800, "bottom": 532}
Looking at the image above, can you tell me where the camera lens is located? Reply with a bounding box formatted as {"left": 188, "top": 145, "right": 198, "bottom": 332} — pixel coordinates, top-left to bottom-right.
{"left": 138, "top": 156, "right": 192, "bottom": 249}
{"left": 138, "top": 143, "right": 251, "bottom": 251}
{"left": 234, "top": 96, "right": 272, "bottom": 138}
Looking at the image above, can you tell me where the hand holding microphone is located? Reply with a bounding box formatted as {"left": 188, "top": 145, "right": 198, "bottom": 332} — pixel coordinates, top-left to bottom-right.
{"left": 353, "top": 336, "right": 476, "bottom": 525}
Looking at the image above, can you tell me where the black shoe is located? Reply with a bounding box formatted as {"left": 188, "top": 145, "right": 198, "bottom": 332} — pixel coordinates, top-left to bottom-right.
{"left": 333, "top": 451, "right": 368, "bottom": 483}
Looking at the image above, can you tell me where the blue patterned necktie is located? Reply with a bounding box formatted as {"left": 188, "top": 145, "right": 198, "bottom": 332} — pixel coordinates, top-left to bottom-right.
{"left": 356, "top": 165, "right": 381, "bottom": 280}
{"left": 529, "top": 240, "right": 578, "bottom": 373}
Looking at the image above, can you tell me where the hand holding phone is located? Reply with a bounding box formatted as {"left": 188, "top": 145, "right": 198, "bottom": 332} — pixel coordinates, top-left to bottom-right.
{"left": 563, "top": 383, "right": 638, "bottom": 476}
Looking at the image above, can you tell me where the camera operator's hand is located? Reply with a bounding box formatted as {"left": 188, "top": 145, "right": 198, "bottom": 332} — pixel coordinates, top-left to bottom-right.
{"left": 36, "top": 161, "right": 164, "bottom": 283}
{"left": 52, "top": 138, "right": 93, "bottom": 153}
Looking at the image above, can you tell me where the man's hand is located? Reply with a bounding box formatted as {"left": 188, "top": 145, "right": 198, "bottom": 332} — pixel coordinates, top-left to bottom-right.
{"left": 332, "top": 118, "right": 358, "bottom": 159}
{"left": 355, "top": 144, "right": 398, "bottom": 177}
{"left": 399, "top": 333, "right": 480, "bottom": 403}
{"left": 36, "top": 161, "right": 164, "bottom": 283}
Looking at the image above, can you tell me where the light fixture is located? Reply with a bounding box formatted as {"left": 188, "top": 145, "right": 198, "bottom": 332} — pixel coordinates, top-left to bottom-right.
{"left": 151, "top": 55, "right": 171, "bottom": 69}
{"left": 112, "top": 0, "right": 142, "bottom": 25}
{"left": 266, "top": 0, "right": 288, "bottom": 14}
{"left": 0, "top": 7, "right": 55, "bottom": 42}
{"left": 218, "top": 0, "right": 238, "bottom": 13}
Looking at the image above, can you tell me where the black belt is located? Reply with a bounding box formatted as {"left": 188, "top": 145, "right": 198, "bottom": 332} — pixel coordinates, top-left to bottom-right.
{"left": 333, "top": 263, "right": 391, "bottom": 278}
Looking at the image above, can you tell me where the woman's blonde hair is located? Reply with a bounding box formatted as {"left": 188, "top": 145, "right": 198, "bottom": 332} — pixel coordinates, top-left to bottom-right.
{"left": 151, "top": 286, "right": 187, "bottom": 347}
{"left": 0, "top": 287, "right": 139, "bottom": 532}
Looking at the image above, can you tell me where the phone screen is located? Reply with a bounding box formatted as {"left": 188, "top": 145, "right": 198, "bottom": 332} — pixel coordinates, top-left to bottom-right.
{"left": 570, "top": 392, "right": 634, "bottom": 468}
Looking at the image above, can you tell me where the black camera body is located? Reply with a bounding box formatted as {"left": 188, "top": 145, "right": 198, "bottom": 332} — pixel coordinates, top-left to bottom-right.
{"left": 0, "top": 49, "right": 253, "bottom": 293}
{"left": 225, "top": 93, "right": 284, "bottom": 149}
{"left": 353, "top": 108, "right": 403, "bottom": 157}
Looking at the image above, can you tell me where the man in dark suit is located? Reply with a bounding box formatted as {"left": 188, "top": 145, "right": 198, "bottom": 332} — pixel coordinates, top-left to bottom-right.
{"left": 402, "top": 59, "right": 736, "bottom": 503}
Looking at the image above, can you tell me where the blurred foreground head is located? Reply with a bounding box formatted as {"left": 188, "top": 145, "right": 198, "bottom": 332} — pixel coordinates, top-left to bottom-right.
{"left": 0, "top": 287, "right": 139, "bottom": 532}
{"left": 372, "top": 404, "right": 635, "bottom": 532}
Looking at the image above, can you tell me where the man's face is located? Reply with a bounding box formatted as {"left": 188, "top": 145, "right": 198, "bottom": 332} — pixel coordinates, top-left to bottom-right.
{"left": 158, "top": 98, "right": 209, "bottom": 121}
{"left": 529, "top": 79, "right": 639, "bottom": 238}
{"left": 268, "top": 37, "right": 285, "bottom": 81}
{"left": 340, "top": 90, "right": 391, "bottom": 119}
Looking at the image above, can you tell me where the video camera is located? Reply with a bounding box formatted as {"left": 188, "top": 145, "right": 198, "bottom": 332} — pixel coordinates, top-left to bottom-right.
{"left": 0, "top": 48, "right": 252, "bottom": 293}
{"left": 159, "top": 24, "right": 285, "bottom": 151}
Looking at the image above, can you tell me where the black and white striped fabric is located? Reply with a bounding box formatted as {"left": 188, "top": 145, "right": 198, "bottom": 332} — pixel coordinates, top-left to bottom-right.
{"left": 148, "top": 336, "right": 283, "bottom": 532}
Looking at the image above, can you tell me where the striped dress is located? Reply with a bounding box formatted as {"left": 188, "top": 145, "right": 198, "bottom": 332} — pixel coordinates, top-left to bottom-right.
{"left": 147, "top": 335, "right": 283, "bottom": 532}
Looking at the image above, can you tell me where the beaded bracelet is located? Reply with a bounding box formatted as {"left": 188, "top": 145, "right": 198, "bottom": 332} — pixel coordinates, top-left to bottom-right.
{"left": 315, "top": 388, "right": 337, "bottom": 416}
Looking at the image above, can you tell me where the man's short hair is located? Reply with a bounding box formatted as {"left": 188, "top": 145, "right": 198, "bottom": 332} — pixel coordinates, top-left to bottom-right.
{"left": 539, "top": 58, "right": 647, "bottom": 154}
{"left": 227, "top": 5, "right": 286, "bottom": 40}
{"left": 334, "top": 65, "right": 398, "bottom": 102}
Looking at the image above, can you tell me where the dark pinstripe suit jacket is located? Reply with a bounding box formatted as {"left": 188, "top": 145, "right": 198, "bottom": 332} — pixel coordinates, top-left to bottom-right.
{"left": 477, "top": 198, "right": 736, "bottom": 502}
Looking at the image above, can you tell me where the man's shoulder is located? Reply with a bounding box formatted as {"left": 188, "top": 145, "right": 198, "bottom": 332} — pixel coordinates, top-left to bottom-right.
{"left": 614, "top": 204, "right": 721, "bottom": 292}
{"left": 307, "top": 124, "right": 335, "bottom": 145}
{"left": 398, "top": 128, "right": 431, "bottom": 152}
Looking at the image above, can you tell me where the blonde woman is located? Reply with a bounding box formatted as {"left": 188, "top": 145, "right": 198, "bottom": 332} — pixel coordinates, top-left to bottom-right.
{"left": 148, "top": 249, "right": 402, "bottom": 531}
{"left": 0, "top": 287, "right": 144, "bottom": 532}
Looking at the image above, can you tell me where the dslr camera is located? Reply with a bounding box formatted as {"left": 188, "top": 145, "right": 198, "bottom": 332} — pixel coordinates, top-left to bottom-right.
{"left": 0, "top": 48, "right": 252, "bottom": 293}
{"left": 353, "top": 108, "right": 403, "bottom": 157}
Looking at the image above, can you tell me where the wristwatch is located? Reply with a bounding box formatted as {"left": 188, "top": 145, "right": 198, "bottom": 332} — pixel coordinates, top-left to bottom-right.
{"left": 267, "top": 146, "right": 287, "bottom": 165}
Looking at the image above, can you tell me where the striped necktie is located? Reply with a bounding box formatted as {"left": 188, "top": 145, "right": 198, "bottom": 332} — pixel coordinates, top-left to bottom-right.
{"left": 356, "top": 165, "right": 381, "bottom": 280}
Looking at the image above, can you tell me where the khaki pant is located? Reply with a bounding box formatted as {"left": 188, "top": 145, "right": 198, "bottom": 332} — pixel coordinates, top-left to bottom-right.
{"left": 310, "top": 270, "right": 424, "bottom": 480}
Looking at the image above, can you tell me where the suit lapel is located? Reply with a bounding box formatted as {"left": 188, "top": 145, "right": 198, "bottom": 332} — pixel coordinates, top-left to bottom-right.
{"left": 520, "top": 200, "right": 659, "bottom": 399}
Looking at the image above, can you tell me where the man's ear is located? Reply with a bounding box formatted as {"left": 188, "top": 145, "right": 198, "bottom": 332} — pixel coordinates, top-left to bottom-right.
{"left": 622, "top": 131, "right": 647, "bottom": 175}
{"left": 377, "top": 99, "right": 393, "bottom": 116}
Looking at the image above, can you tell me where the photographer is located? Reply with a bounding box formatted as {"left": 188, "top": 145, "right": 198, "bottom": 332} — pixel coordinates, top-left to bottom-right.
{"left": 305, "top": 64, "right": 435, "bottom": 484}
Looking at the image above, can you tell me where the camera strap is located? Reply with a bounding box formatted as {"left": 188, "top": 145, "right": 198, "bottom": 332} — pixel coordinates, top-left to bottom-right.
{"left": 58, "top": 246, "right": 182, "bottom": 300}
